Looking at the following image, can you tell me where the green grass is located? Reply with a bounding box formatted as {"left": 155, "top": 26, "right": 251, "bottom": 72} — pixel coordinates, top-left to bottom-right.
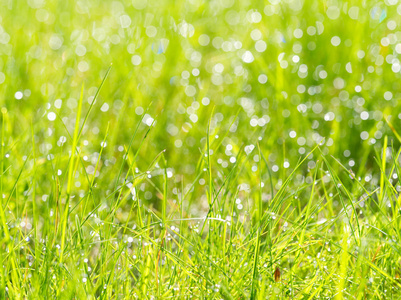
{"left": 1, "top": 0, "right": 401, "bottom": 298}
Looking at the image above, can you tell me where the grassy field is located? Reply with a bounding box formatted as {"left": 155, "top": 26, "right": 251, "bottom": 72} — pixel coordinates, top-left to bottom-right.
{"left": 1, "top": 0, "right": 401, "bottom": 298}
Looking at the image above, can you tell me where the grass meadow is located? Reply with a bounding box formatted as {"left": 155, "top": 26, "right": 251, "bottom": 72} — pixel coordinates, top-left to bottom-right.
{"left": 1, "top": 0, "right": 401, "bottom": 298}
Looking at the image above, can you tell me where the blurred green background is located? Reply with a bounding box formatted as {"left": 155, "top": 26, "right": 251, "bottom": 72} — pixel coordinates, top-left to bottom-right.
{"left": 1, "top": 0, "right": 400, "bottom": 184}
